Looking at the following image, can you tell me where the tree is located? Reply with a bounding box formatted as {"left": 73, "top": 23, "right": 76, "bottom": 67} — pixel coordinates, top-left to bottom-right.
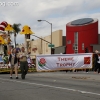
{"left": 12, "top": 23, "right": 21, "bottom": 48}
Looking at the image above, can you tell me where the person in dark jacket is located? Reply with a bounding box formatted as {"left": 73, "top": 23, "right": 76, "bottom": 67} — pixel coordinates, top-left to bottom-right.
{"left": 9, "top": 48, "right": 18, "bottom": 79}
{"left": 94, "top": 50, "right": 99, "bottom": 72}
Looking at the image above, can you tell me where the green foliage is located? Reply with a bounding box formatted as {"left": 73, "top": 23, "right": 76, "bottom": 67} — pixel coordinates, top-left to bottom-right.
{"left": 12, "top": 23, "right": 21, "bottom": 34}
{"left": 3, "top": 56, "right": 8, "bottom": 64}
{"left": 12, "top": 23, "right": 21, "bottom": 47}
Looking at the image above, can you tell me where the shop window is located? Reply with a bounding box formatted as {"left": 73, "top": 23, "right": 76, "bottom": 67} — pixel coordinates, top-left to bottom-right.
{"left": 74, "top": 32, "right": 78, "bottom": 53}
{"left": 82, "top": 43, "right": 84, "bottom": 50}
{"left": 74, "top": 32, "right": 78, "bottom": 44}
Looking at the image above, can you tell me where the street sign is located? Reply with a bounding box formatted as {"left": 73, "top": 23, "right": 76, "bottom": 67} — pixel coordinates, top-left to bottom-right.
{"left": 48, "top": 44, "right": 55, "bottom": 47}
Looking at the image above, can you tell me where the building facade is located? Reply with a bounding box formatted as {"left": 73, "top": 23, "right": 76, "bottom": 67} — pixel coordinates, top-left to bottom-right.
{"left": 30, "top": 30, "right": 63, "bottom": 58}
{"left": 91, "top": 34, "right": 100, "bottom": 52}
{"left": 66, "top": 18, "right": 98, "bottom": 54}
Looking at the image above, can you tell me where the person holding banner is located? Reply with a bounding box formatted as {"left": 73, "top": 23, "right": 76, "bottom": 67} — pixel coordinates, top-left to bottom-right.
{"left": 94, "top": 50, "right": 99, "bottom": 72}
{"left": 97, "top": 54, "right": 100, "bottom": 74}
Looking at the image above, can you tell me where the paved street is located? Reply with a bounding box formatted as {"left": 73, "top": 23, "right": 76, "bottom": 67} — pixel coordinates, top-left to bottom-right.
{"left": 0, "top": 71, "right": 100, "bottom": 100}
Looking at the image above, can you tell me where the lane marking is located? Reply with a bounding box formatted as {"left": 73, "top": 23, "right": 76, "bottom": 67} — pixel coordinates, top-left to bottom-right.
{"left": 0, "top": 78, "right": 100, "bottom": 96}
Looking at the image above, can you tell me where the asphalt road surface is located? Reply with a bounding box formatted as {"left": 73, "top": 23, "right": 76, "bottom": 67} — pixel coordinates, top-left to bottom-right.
{"left": 0, "top": 71, "right": 100, "bottom": 100}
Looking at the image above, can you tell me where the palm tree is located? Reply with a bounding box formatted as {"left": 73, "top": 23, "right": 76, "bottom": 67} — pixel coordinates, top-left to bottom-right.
{"left": 12, "top": 23, "right": 21, "bottom": 48}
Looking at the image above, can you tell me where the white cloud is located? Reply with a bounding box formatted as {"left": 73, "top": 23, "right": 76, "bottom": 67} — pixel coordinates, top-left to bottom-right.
{"left": 0, "top": 0, "right": 100, "bottom": 43}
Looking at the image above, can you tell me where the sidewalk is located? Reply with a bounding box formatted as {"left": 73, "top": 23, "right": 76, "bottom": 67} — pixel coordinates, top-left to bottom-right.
{"left": 65, "top": 72, "right": 100, "bottom": 81}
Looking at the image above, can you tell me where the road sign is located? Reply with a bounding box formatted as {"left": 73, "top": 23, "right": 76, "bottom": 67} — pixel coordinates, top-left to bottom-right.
{"left": 48, "top": 44, "right": 55, "bottom": 47}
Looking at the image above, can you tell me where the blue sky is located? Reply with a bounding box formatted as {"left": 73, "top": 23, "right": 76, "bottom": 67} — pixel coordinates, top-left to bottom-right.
{"left": 0, "top": 0, "right": 100, "bottom": 44}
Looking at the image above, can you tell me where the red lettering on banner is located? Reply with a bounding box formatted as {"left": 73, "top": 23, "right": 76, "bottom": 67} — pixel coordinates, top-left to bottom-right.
{"left": 56, "top": 63, "right": 75, "bottom": 67}
{"left": 60, "top": 63, "right": 63, "bottom": 66}
{"left": 57, "top": 57, "right": 74, "bottom": 61}
{"left": 58, "top": 57, "right": 60, "bottom": 61}
{"left": 61, "top": 58, "right": 65, "bottom": 61}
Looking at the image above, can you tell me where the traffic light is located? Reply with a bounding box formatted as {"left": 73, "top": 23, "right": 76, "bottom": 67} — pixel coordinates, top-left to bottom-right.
{"left": 51, "top": 48, "right": 55, "bottom": 54}
{"left": 85, "top": 47, "right": 89, "bottom": 53}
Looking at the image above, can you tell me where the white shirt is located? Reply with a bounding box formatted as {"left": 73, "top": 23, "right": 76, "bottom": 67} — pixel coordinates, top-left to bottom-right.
{"left": 98, "top": 56, "right": 100, "bottom": 63}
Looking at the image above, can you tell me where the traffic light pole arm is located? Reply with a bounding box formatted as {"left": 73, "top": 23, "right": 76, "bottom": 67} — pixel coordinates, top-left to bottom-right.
{"left": 32, "top": 35, "right": 52, "bottom": 44}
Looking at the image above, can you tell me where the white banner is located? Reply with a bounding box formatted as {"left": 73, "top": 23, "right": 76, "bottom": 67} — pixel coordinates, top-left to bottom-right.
{"left": 36, "top": 53, "right": 93, "bottom": 71}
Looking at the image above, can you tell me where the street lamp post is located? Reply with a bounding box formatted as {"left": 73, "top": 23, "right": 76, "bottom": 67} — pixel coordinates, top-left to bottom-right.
{"left": 37, "top": 20, "right": 53, "bottom": 54}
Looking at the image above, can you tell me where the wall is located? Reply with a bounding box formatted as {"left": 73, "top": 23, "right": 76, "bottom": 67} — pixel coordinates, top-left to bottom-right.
{"left": 98, "top": 34, "right": 100, "bottom": 44}
{"left": 92, "top": 45, "right": 100, "bottom": 52}
{"left": 54, "top": 36, "right": 66, "bottom": 54}
{"left": 91, "top": 34, "right": 100, "bottom": 52}
{"left": 31, "top": 38, "right": 42, "bottom": 58}
{"left": 62, "top": 36, "right": 66, "bottom": 46}
{"left": 42, "top": 35, "right": 51, "bottom": 54}
{"left": 52, "top": 30, "right": 62, "bottom": 47}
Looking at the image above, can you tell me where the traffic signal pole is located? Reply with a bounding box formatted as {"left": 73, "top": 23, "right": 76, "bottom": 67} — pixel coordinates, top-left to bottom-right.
{"left": 32, "top": 35, "right": 51, "bottom": 44}
{"left": 32, "top": 35, "right": 55, "bottom": 54}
